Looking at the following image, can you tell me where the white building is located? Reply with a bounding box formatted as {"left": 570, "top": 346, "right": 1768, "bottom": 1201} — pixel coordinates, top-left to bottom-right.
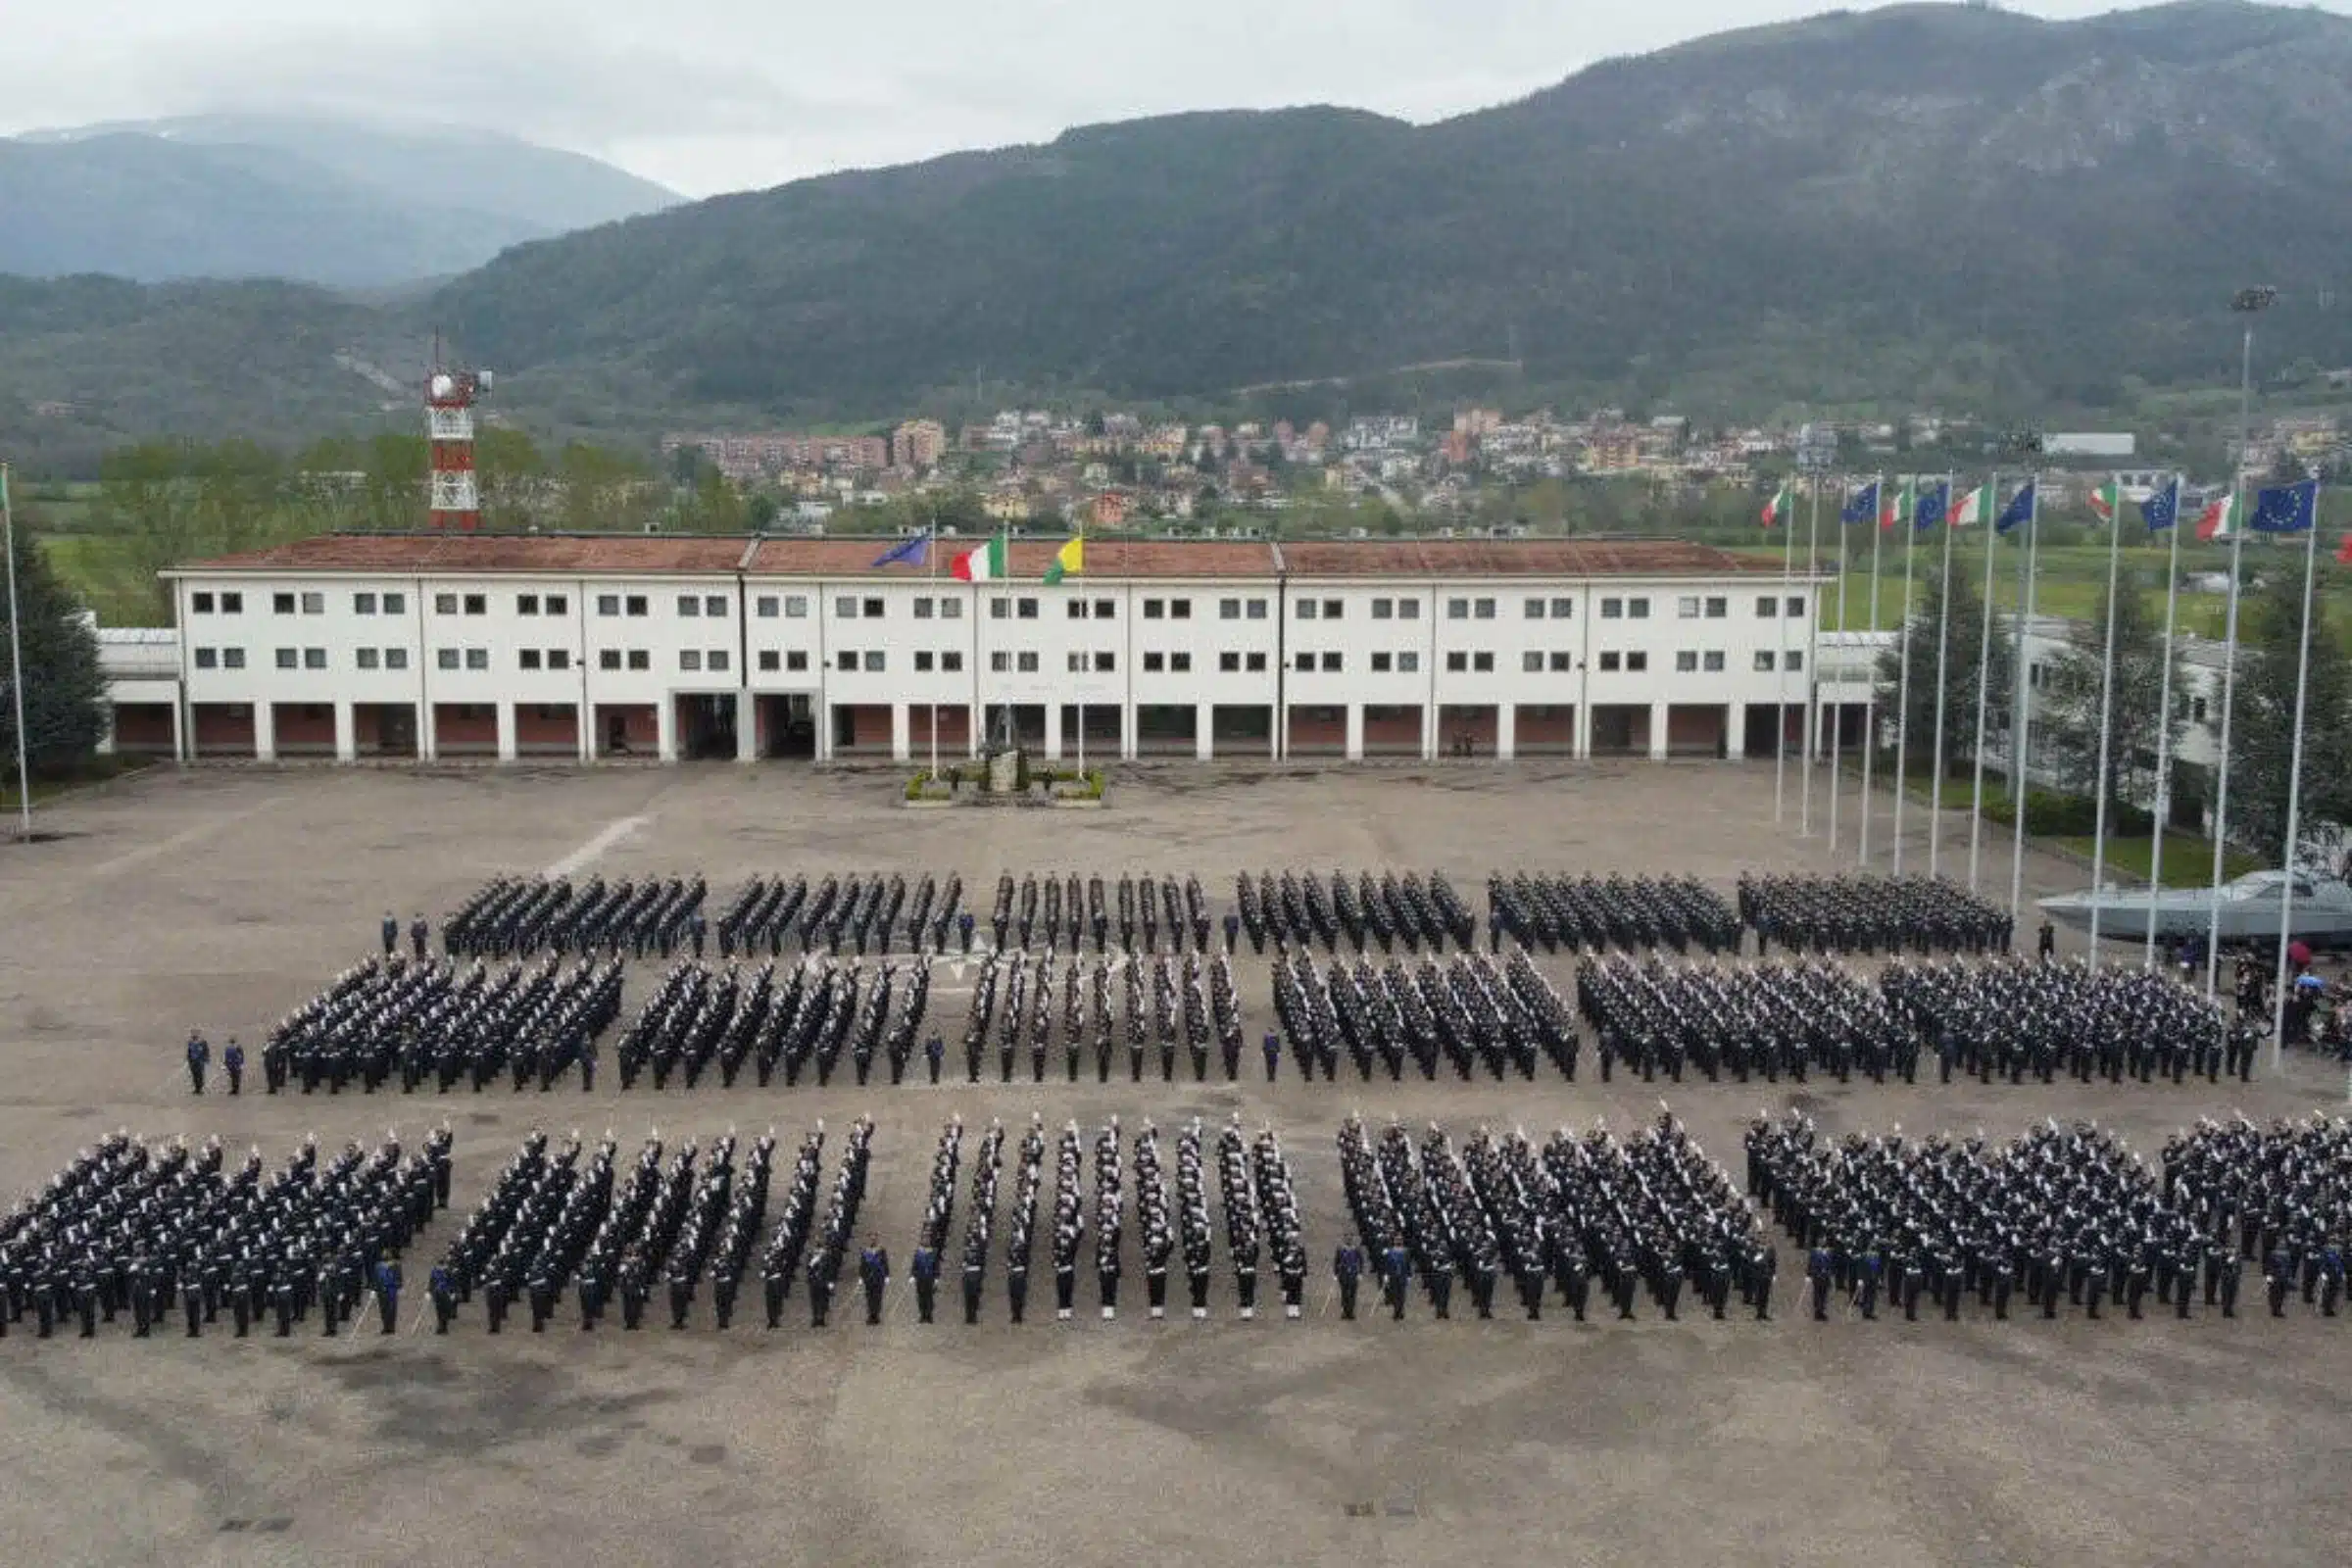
{"left": 144, "top": 534, "right": 1830, "bottom": 765}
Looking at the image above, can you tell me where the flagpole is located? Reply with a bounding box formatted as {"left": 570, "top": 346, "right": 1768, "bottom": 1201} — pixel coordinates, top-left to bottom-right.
{"left": 2144, "top": 474, "right": 2183, "bottom": 968}
{"left": 1967, "top": 471, "right": 1999, "bottom": 892}
{"left": 2007, "top": 481, "right": 2040, "bottom": 946}
{"left": 2207, "top": 305, "right": 2266, "bottom": 1001}
{"left": 1929, "top": 474, "right": 1955, "bottom": 879}
{"left": 1860, "top": 474, "right": 1885, "bottom": 866}
{"left": 928, "top": 514, "right": 941, "bottom": 786}
{"left": 2086, "top": 472, "right": 2126, "bottom": 956}
{"left": 1891, "top": 482, "right": 1918, "bottom": 874}
{"left": 2, "top": 463, "right": 30, "bottom": 843}
{"left": 1828, "top": 479, "right": 1851, "bottom": 855}
{"left": 2269, "top": 517, "right": 2320, "bottom": 1071}
{"left": 1774, "top": 484, "right": 1794, "bottom": 824}
{"left": 1801, "top": 466, "right": 1823, "bottom": 838}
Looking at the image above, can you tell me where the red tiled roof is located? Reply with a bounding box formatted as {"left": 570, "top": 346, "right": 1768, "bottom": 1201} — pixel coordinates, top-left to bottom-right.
{"left": 172, "top": 534, "right": 753, "bottom": 575}
{"left": 1274, "top": 539, "right": 1789, "bottom": 578}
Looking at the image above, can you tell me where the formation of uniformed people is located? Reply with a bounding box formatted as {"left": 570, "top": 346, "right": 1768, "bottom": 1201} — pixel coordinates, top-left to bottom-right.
{"left": 1488, "top": 873, "right": 1740, "bottom": 956}
{"left": 2163, "top": 1115, "right": 2350, "bottom": 1317}
{"left": 1051, "top": 1120, "right": 1085, "bottom": 1320}
{"left": 1093, "top": 1117, "right": 1124, "bottom": 1318}
{"left": 614, "top": 956, "right": 929, "bottom": 1089}
{"left": 1578, "top": 956, "right": 1918, "bottom": 1085}
{"left": 907, "top": 1115, "right": 962, "bottom": 1323}
{"left": 1237, "top": 869, "right": 1475, "bottom": 955}
{"left": 1215, "top": 1115, "right": 1265, "bottom": 1319}
{"left": 1884, "top": 956, "right": 2241, "bottom": 1085}
{"left": 1, "top": 1128, "right": 449, "bottom": 1341}
{"left": 247, "top": 955, "right": 625, "bottom": 1096}
{"left": 1738, "top": 872, "right": 2012, "bottom": 956}
{"left": 757, "top": 1124, "right": 830, "bottom": 1329}
{"left": 1274, "top": 949, "right": 1577, "bottom": 1082}
{"left": 958, "top": 949, "right": 1244, "bottom": 1084}
{"left": 715, "top": 873, "right": 960, "bottom": 958}
{"left": 441, "top": 875, "right": 709, "bottom": 960}
{"left": 957, "top": 1119, "right": 1005, "bottom": 1323}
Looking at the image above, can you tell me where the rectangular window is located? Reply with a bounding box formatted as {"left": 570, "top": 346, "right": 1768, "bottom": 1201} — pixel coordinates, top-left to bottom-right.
{"left": 517, "top": 594, "right": 540, "bottom": 615}
{"left": 1474, "top": 599, "right": 1496, "bottom": 620}
{"left": 1472, "top": 652, "right": 1494, "bottom": 672}
{"left": 1446, "top": 651, "right": 1467, "bottom": 672}
{"left": 784, "top": 596, "right": 809, "bottom": 617}
{"left": 356, "top": 648, "right": 379, "bottom": 670}
{"left": 759, "top": 650, "right": 779, "bottom": 672}
{"left": 838, "top": 651, "right": 858, "bottom": 672}
{"left": 1141, "top": 651, "right": 1164, "bottom": 673}
{"left": 941, "top": 652, "right": 963, "bottom": 672}
{"left": 1524, "top": 651, "right": 1544, "bottom": 672}
{"left": 1398, "top": 651, "right": 1419, "bottom": 673}
{"left": 1703, "top": 651, "right": 1725, "bottom": 672}
{"left": 1247, "top": 652, "right": 1269, "bottom": 672}
{"left": 681, "top": 595, "right": 704, "bottom": 618}
{"left": 1319, "top": 652, "right": 1341, "bottom": 672}
{"left": 1598, "top": 651, "right": 1621, "bottom": 672}
{"left": 1705, "top": 597, "right": 1727, "bottom": 619}
{"left": 787, "top": 652, "right": 809, "bottom": 672}
{"left": 1626, "top": 651, "right": 1648, "bottom": 672}
{"left": 1220, "top": 599, "right": 1242, "bottom": 620}
{"left": 1754, "top": 651, "right": 1776, "bottom": 671}
{"left": 914, "top": 597, "right": 936, "bottom": 619}
{"left": 1171, "top": 599, "right": 1192, "bottom": 619}
{"left": 384, "top": 648, "right": 408, "bottom": 670}
{"left": 859, "top": 598, "right": 881, "bottom": 619}
{"left": 991, "top": 651, "right": 1010, "bottom": 673}
{"left": 1016, "top": 652, "right": 1038, "bottom": 673}
{"left": 990, "top": 597, "right": 1009, "bottom": 620}
{"left": 195, "top": 647, "right": 219, "bottom": 669}
{"left": 465, "top": 648, "right": 488, "bottom": 670}
{"left": 1219, "top": 652, "right": 1241, "bottom": 672}
{"left": 598, "top": 594, "right": 621, "bottom": 616}
{"left": 627, "top": 650, "right": 650, "bottom": 671}
{"left": 1399, "top": 599, "right": 1420, "bottom": 620}
{"left": 1248, "top": 599, "right": 1269, "bottom": 620}
{"left": 916, "top": 651, "right": 936, "bottom": 672}
{"left": 1144, "top": 599, "right": 1164, "bottom": 619}
{"left": 1525, "top": 598, "right": 1545, "bottom": 619}
{"left": 274, "top": 648, "right": 297, "bottom": 669}
{"left": 302, "top": 648, "right": 326, "bottom": 670}
{"left": 192, "top": 592, "right": 215, "bottom": 613}
{"left": 758, "top": 596, "right": 780, "bottom": 618}
{"left": 1550, "top": 597, "right": 1574, "bottom": 618}
{"left": 1016, "top": 598, "right": 1039, "bottom": 619}
{"left": 520, "top": 649, "right": 543, "bottom": 670}
{"left": 1787, "top": 596, "right": 1805, "bottom": 617}
{"left": 545, "top": 595, "right": 566, "bottom": 616}
{"left": 1094, "top": 599, "right": 1115, "bottom": 620}
{"left": 1067, "top": 599, "right": 1089, "bottom": 619}
{"left": 381, "top": 593, "right": 403, "bottom": 615}
{"left": 1786, "top": 652, "right": 1803, "bottom": 672}
{"left": 1446, "top": 598, "right": 1469, "bottom": 620}
{"left": 709, "top": 650, "right": 730, "bottom": 672}
{"left": 712, "top": 596, "right": 733, "bottom": 618}
{"left": 1757, "top": 596, "right": 1779, "bottom": 617}
{"left": 277, "top": 593, "right": 300, "bottom": 614}
{"left": 1321, "top": 599, "right": 1343, "bottom": 620}
{"left": 462, "top": 594, "right": 484, "bottom": 615}
{"left": 222, "top": 648, "right": 247, "bottom": 669}
{"left": 1628, "top": 598, "right": 1650, "bottom": 619}
{"left": 1372, "top": 652, "right": 1393, "bottom": 672}
{"left": 1676, "top": 651, "right": 1698, "bottom": 672}
{"left": 1600, "top": 597, "right": 1622, "bottom": 619}
{"left": 1678, "top": 597, "right": 1702, "bottom": 619}
{"left": 601, "top": 650, "right": 623, "bottom": 670}
{"left": 682, "top": 650, "right": 704, "bottom": 671}
{"left": 941, "top": 598, "right": 962, "bottom": 620}
{"left": 1096, "top": 652, "right": 1117, "bottom": 673}
{"left": 1549, "top": 652, "right": 1573, "bottom": 672}
{"left": 354, "top": 592, "right": 377, "bottom": 615}
{"left": 1297, "top": 600, "right": 1317, "bottom": 621}
{"left": 1167, "top": 652, "right": 1188, "bottom": 672}
{"left": 1371, "top": 597, "right": 1393, "bottom": 620}
{"left": 1295, "top": 652, "right": 1314, "bottom": 672}
{"left": 626, "top": 595, "right": 647, "bottom": 617}
{"left": 220, "top": 592, "right": 244, "bottom": 613}
{"left": 437, "top": 649, "right": 460, "bottom": 670}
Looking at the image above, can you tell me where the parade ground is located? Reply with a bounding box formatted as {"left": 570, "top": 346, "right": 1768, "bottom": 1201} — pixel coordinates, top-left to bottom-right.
{"left": 3, "top": 760, "right": 2349, "bottom": 1568}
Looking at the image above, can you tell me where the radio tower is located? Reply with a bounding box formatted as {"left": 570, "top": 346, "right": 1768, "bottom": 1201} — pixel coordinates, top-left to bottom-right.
{"left": 424, "top": 339, "right": 492, "bottom": 531}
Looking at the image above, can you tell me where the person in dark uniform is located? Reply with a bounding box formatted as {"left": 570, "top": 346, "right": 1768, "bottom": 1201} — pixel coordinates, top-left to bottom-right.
{"left": 910, "top": 1244, "right": 939, "bottom": 1324}
{"left": 1383, "top": 1242, "right": 1410, "bottom": 1321}
{"left": 382, "top": 911, "right": 400, "bottom": 957}
{"left": 410, "top": 913, "right": 430, "bottom": 960}
{"left": 429, "top": 1264, "right": 456, "bottom": 1333}
{"left": 1334, "top": 1236, "right": 1364, "bottom": 1321}
{"left": 1261, "top": 1032, "right": 1281, "bottom": 1083}
{"left": 2036, "top": 919, "right": 2055, "bottom": 960}
{"left": 859, "top": 1240, "right": 889, "bottom": 1325}
{"left": 373, "top": 1257, "right": 402, "bottom": 1335}
{"left": 185, "top": 1032, "right": 210, "bottom": 1095}
{"left": 222, "top": 1038, "right": 245, "bottom": 1096}
{"left": 925, "top": 1034, "right": 945, "bottom": 1085}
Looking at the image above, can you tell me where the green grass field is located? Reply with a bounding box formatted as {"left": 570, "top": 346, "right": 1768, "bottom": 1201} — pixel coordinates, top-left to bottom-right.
{"left": 2050, "top": 833, "right": 2264, "bottom": 889}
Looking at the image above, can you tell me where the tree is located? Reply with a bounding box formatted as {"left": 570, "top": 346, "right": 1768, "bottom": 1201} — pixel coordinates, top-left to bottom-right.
{"left": 1, "top": 512, "right": 108, "bottom": 775}
{"left": 2035, "top": 569, "right": 2187, "bottom": 816}
{"left": 2225, "top": 569, "right": 2352, "bottom": 864}
{"left": 1873, "top": 552, "right": 2014, "bottom": 777}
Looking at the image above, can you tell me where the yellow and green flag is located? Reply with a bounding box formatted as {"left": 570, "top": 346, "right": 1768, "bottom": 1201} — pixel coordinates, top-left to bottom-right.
{"left": 1044, "top": 536, "right": 1084, "bottom": 585}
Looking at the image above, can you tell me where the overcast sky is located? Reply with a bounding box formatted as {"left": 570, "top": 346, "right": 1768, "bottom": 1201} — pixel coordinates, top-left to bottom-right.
{"left": 8, "top": 1, "right": 2349, "bottom": 197}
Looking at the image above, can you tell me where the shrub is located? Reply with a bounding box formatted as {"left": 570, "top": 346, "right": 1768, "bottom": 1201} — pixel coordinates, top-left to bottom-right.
{"left": 1982, "top": 788, "right": 2154, "bottom": 837}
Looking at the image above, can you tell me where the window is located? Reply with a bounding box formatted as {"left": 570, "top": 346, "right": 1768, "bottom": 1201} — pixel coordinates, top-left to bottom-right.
{"left": 1786, "top": 596, "right": 1805, "bottom": 617}
{"left": 1524, "top": 651, "right": 1544, "bottom": 673}
{"left": 1678, "top": 597, "right": 1702, "bottom": 619}
{"left": 220, "top": 592, "right": 244, "bottom": 613}
{"left": 1372, "top": 652, "right": 1393, "bottom": 672}
{"left": 1094, "top": 599, "right": 1114, "bottom": 619}
{"left": 355, "top": 593, "right": 377, "bottom": 615}
{"left": 1145, "top": 652, "right": 1165, "bottom": 673}
{"left": 518, "top": 594, "right": 540, "bottom": 615}
{"left": 627, "top": 650, "right": 650, "bottom": 671}
{"left": 1474, "top": 599, "right": 1496, "bottom": 620}
{"left": 601, "top": 650, "right": 623, "bottom": 671}
{"left": 681, "top": 595, "right": 704, "bottom": 618}
{"left": 991, "top": 652, "right": 1010, "bottom": 673}
{"left": 942, "top": 598, "right": 962, "bottom": 620}
{"left": 1016, "top": 598, "right": 1039, "bottom": 619}
{"left": 385, "top": 649, "right": 408, "bottom": 670}
{"left": 911, "top": 597, "right": 934, "bottom": 620}
{"left": 276, "top": 592, "right": 299, "bottom": 614}
{"left": 1705, "top": 597, "right": 1727, "bottom": 619}
{"left": 1676, "top": 651, "right": 1698, "bottom": 673}
{"left": 626, "top": 596, "right": 648, "bottom": 617}
{"left": 713, "top": 596, "right": 734, "bottom": 618}
{"left": 1220, "top": 652, "right": 1241, "bottom": 672}
{"left": 274, "top": 648, "right": 298, "bottom": 669}
{"left": 1067, "top": 600, "right": 1089, "bottom": 619}
{"left": 1247, "top": 599, "right": 1269, "bottom": 620}
{"left": 1221, "top": 599, "right": 1242, "bottom": 620}
{"left": 1144, "top": 598, "right": 1164, "bottom": 619}
{"left": 1171, "top": 599, "right": 1192, "bottom": 619}
{"left": 1446, "top": 651, "right": 1468, "bottom": 672}
{"left": 990, "top": 597, "right": 1009, "bottom": 620}
{"left": 786, "top": 652, "right": 810, "bottom": 673}
{"left": 1786, "top": 653, "right": 1803, "bottom": 672}
{"left": 1168, "top": 653, "right": 1189, "bottom": 673}
{"left": 1321, "top": 599, "right": 1343, "bottom": 620}
{"left": 1247, "top": 652, "right": 1269, "bottom": 672}
{"left": 1703, "top": 651, "right": 1725, "bottom": 672}
{"left": 1598, "top": 651, "right": 1621, "bottom": 672}
{"left": 838, "top": 651, "right": 858, "bottom": 672}
{"left": 682, "top": 650, "right": 704, "bottom": 671}
{"left": 759, "top": 650, "right": 780, "bottom": 672}
{"left": 1297, "top": 600, "right": 1317, "bottom": 621}
{"left": 942, "top": 652, "right": 963, "bottom": 672}
{"left": 520, "top": 649, "right": 544, "bottom": 670}
{"left": 465, "top": 648, "right": 489, "bottom": 671}
{"left": 1628, "top": 598, "right": 1650, "bottom": 618}
{"left": 1295, "top": 652, "right": 1315, "bottom": 672}
{"left": 1600, "top": 597, "right": 1623, "bottom": 619}
{"left": 598, "top": 595, "right": 621, "bottom": 617}
{"left": 1626, "top": 652, "right": 1648, "bottom": 672}
{"left": 917, "top": 651, "right": 937, "bottom": 672}
{"left": 1754, "top": 651, "right": 1776, "bottom": 671}
{"left": 1446, "top": 598, "right": 1469, "bottom": 620}
{"left": 195, "top": 647, "right": 219, "bottom": 669}
{"left": 222, "top": 648, "right": 246, "bottom": 669}
{"left": 1757, "top": 596, "right": 1779, "bottom": 617}
{"left": 1397, "top": 651, "right": 1419, "bottom": 673}
{"left": 462, "top": 594, "right": 484, "bottom": 615}
{"left": 1549, "top": 652, "right": 1573, "bottom": 672}
{"left": 301, "top": 648, "right": 324, "bottom": 670}
{"left": 437, "top": 649, "right": 461, "bottom": 670}
{"left": 785, "top": 596, "right": 809, "bottom": 617}
{"left": 1472, "top": 652, "right": 1494, "bottom": 673}
{"left": 356, "top": 648, "right": 380, "bottom": 670}
{"left": 1016, "top": 652, "right": 1038, "bottom": 673}
{"left": 192, "top": 592, "right": 216, "bottom": 614}
{"left": 550, "top": 649, "right": 571, "bottom": 671}
{"left": 1525, "top": 598, "right": 1546, "bottom": 619}
{"left": 1372, "top": 598, "right": 1394, "bottom": 620}
{"left": 1549, "top": 598, "right": 1574, "bottom": 619}
{"left": 759, "top": 596, "right": 780, "bottom": 618}
{"left": 1398, "top": 599, "right": 1419, "bottom": 620}
{"left": 545, "top": 596, "right": 566, "bottom": 615}
{"left": 1319, "top": 652, "right": 1340, "bottom": 672}
{"left": 380, "top": 593, "right": 403, "bottom": 615}
{"left": 709, "top": 651, "right": 731, "bottom": 672}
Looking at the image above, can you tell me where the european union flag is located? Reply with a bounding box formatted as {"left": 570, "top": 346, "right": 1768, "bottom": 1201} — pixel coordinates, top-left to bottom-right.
{"left": 1912, "top": 480, "right": 1948, "bottom": 531}
{"left": 870, "top": 534, "right": 930, "bottom": 567}
{"left": 2249, "top": 479, "right": 2319, "bottom": 535}
{"left": 1995, "top": 478, "right": 2035, "bottom": 535}
{"left": 1840, "top": 480, "right": 1879, "bottom": 526}
{"left": 2140, "top": 478, "right": 2180, "bottom": 533}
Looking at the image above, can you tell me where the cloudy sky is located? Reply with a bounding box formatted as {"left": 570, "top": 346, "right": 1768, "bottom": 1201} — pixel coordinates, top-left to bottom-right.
{"left": 8, "top": 1, "right": 2349, "bottom": 197}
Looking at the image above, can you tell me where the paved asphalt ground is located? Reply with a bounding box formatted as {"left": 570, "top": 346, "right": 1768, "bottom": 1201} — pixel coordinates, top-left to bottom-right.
{"left": 2, "top": 760, "right": 2347, "bottom": 1568}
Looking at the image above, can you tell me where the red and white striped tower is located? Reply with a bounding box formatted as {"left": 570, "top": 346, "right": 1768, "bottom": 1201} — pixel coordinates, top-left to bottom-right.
{"left": 424, "top": 365, "right": 490, "bottom": 530}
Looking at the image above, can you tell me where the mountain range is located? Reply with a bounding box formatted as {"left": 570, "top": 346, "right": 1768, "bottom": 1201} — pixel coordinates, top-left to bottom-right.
{"left": 6, "top": 3, "right": 2352, "bottom": 470}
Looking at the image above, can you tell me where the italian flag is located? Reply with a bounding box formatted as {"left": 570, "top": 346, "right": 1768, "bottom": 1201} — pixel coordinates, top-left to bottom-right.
{"left": 2196, "top": 494, "right": 2237, "bottom": 541}
{"left": 1760, "top": 482, "right": 1792, "bottom": 528}
{"left": 2086, "top": 478, "right": 2123, "bottom": 526}
{"left": 1949, "top": 485, "right": 1989, "bottom": 527}
{"left": 951, "top": 533, "right": 1008, "bottom": 582}
{"left": 1879, "top": 482, "right": 1912, "bottom": 531}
